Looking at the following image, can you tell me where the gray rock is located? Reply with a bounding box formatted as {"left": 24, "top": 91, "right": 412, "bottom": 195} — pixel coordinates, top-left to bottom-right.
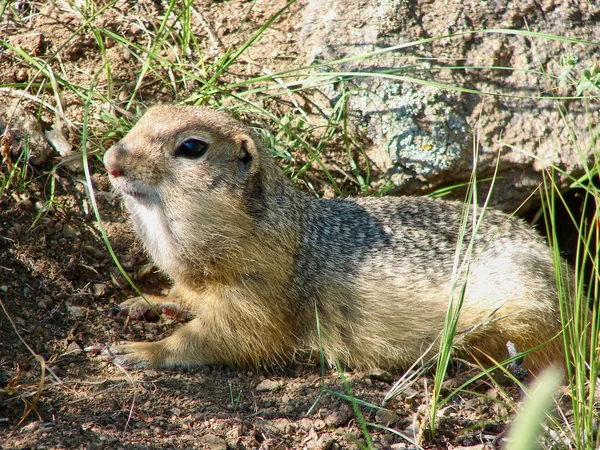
{"left": 0, "top": 99, "right": 52, "bottom": 165}
{"left": 300, "top": 0, "right": 599, "bottom": 210}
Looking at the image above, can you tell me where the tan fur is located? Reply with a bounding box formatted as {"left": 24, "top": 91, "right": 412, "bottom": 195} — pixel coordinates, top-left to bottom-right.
{"left": 101, "top": 105, "right": 567, "bottom": 373}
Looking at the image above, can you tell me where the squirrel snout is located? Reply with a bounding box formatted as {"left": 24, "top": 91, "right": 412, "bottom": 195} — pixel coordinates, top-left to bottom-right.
{"left": 104, "top": 145, "right": 126, "bottom": 178}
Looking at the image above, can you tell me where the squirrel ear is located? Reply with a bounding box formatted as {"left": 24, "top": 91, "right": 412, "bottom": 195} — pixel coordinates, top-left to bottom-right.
{"left": 236, "top": 135, "right": 260, "bottom": 173}
{"left": 235, "top": 135, "right": 266, "bottom": 216}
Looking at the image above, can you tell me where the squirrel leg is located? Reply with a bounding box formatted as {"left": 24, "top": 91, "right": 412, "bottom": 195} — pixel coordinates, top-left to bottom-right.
{"left": 99, "top": 319, "right": 228, "bottom": 369}
{"left": 100, "top": 339, "right": 174, "bottom": 369}
{"left": 99, "top": 313, "right": 291, "bottom": 369}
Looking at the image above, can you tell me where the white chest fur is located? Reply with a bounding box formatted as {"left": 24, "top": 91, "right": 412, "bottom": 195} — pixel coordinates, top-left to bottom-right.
{"left": 127, "top": 200, "right": 178, "bottom": 274}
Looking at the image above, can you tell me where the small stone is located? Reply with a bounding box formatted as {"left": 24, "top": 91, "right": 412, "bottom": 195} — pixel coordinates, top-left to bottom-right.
{"left": 42, "top": 295, "right": 53, "bottom": 307}
{"left": 315, "top": 432, "right": 335, "bottom": 449}
{"left": 369, "top": 369, "right": 394, "bottom": 383}
{"left": 8, "top": 223, "right": 22, "bottom": 239}
{"left": 324, "top": 405, "right": 352, "bottom": 427}
{"left": 17, "top": 198, "right": 32, "bottom": 209}
{"left": 15, "top": 68, "right": 28, "bottom": 82}
{"left": 313, "top": 419, "right": 326, "bottom": 431}
{"left": 62, "top": 222, "right": 79, "bottom": 238}
{"left": 84, "top": 245, "right": 104, "bottom": 259}
{"left": 92, "top": 283, "right": 107, "bottom": 296}
{"left": 298, "top": 418, "right": 313, "bottom": 431}
{"left": 67, "top": 304, "right": 87, "bottom": 319}
{"left": 49, "top": 365, "right": 62, "bottom": 377}
{"left": 390, "top": 444, "right": 408, "bottom": 450}
{"left": 375, "top": 409, "right": 399, "bottom": 426}
{"left": 65, "top": 341, "right": 82, "bottom": 355}
{"left": 255, "top": 378, "right": 284, "bottom": 392}
{"left": 21, "top": 421, "right": 42, "bottom": 432}
{"left": 402, "top": 421, "right": 420, "bottom": 440}
{"left": 1, "top": 99, "right": 52, "bottom": 165}
{"left": 198, "top": 434, "right": 227, "bottom": 450}
{"left": 272, "top": 418, "right": 294, "bottom": 434}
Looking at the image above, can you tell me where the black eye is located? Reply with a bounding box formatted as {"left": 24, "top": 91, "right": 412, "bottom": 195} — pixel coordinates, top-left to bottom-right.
{"left": 174, "top": 138, "right": 209, "bottom": 158}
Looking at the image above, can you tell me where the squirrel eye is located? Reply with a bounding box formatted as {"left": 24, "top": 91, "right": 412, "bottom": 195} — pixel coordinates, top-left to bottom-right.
{"left": 174, "top": 138, "right": 209, "bottom": 159}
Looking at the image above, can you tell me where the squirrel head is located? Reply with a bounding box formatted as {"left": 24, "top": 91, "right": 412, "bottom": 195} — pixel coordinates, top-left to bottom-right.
{"left": 103, "top": 105, "right": 283, "bottom": 281}
{"left": 103, "top": 105, "right": 270, "bottom": 201}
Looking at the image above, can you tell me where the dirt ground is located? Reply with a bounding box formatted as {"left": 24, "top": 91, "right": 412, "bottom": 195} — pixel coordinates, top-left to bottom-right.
{"left": 0, "top": 1, "right": 594, "bottom": 449}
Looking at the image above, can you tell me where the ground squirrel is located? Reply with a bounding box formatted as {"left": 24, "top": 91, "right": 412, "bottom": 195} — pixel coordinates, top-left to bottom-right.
{"left": 98, "top": 105, "right": 566, "bottom": 373}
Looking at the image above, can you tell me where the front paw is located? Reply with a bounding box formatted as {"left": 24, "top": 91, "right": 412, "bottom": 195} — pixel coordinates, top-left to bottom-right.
{"left": 95, "top": 342, "right": 163, "bottom": 369}
{"left": 108, "top": 297, "right": 187, "bottom": 322}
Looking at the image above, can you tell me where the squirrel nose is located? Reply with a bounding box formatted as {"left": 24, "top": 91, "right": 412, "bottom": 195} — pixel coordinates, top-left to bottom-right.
{"left": 108, "top": 166, "right": 124, "bottom": 177}
{"left": 104, "top": 144, "right": 126, "bottom": 178}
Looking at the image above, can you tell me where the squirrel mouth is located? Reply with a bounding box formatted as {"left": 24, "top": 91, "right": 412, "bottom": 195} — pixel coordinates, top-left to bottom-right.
{"left": 109, "top": 177, "right": 156, "bottom": 203}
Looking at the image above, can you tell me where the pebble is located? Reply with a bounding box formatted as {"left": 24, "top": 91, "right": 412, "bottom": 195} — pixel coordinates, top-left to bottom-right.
{"left": 324, "top": 405, "right": 352, "bottom": 427}
{"left": 9, "top": 223, "right": 22, "bottom": 239}
{"left": 298, "top": 418, "right": 313, "bottom": 431}
{"left": 15, "top": 68, "right": 28, "bottom": 82}
{"left": 40, "top": 295, "right": 54, "bottom": 308}
{"left": 255, "top": 378, "right": 284, "bottom": 392}
{"left": 62, "top": 222, "right": 80, "bottom": 238}
{"left": 313, "top": 432, "right": 335, "bottom": 449}
{"left": 369, "top": 368, "right": 394, "bottom": 383}
{"left": 402, "top": 421, "right": 420, "bottom": 440}
{"left": 198, "top": 434, "right": 227, "bottom": 450}
{"left": 272, "top": 418, "right": 295, "bottom": 435}
{"left": 92, "top": 283, "right": 107, "bottom": 296}
{"left": 313, "top": 419, "right": 326, "bottom": 431}
{"left": 65, "top": 341, "right": 83, "bottom": 355}
{"left": 375, "top": 409, "right": 399, "bottom": 426}
{"left": 84, "top": 245, "right": 104, "bottom": 259}
{"left": 17, "top": 198, "right": 33, "bottom": 210}
{"left": 67, "top": 304, "right": 87, "bottom": 319}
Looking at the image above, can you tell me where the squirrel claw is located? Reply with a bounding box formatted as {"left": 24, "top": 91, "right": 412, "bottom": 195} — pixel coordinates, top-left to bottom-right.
{"left": 84, "top": 344, "right": 123, "bottom": 361}
{"left": 107, "top": 306, "right": 123, "bottom": 318}
{"left": 107, "top": 297, "right": 189, "bottom": 322}
{"left": 107, "top": 300, "right": 186, "bottom": 322}
{"left": 100, "top": 346, "right": 117, "bottom": 362}
{"left": 83, "top": 345, "right": 105, "bottom": 354}
{"left": 85, "top": 343, "right": 138, "bottom": 368}
{"left": 84, "top": 344, "right": 117, "bottom": 362}
{"left": 86, "top": 342, "right": 157, "bottom": 369}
